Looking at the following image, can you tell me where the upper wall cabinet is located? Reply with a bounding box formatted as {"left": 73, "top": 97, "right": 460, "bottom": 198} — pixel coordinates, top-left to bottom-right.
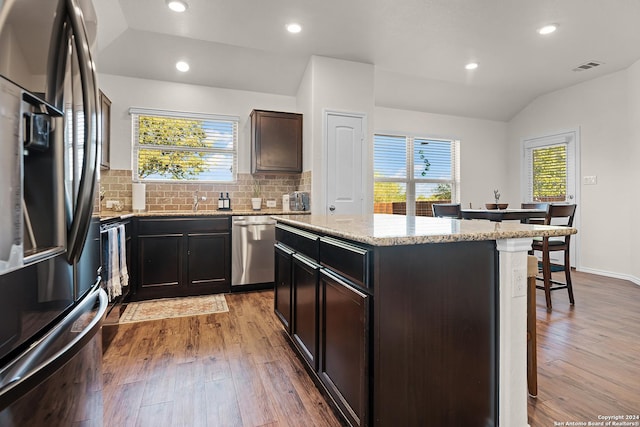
{"left": 251, "top": 109, "right": 302, "bottom": 174}
{"left": 99, "top": 90, "right": 111, "bottom": 170}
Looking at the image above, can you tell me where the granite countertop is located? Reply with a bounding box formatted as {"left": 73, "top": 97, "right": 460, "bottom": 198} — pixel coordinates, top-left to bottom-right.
{"left": 271, "top": 213, "right": 577, "bottom": 246}
{"left": 99, "top": 209, "right": 308, "bottom": 222}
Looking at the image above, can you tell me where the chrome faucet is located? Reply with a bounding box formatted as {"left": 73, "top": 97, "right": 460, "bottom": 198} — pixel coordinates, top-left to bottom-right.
{"left": 193, "top": 191, "right": 206, "bottom": 212}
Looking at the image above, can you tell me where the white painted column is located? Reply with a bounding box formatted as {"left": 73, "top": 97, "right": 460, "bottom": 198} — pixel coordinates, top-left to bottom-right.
{"left": 496, "top": 237, "right": 532, "bottom": 427}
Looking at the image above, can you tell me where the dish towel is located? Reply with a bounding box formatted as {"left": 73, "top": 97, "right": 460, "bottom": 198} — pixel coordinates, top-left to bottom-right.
{"left": 117, "top": 224, "right": 129, "bottom": 290}
{"left": 105, "top": 227, "right": 122, "bottom": 301}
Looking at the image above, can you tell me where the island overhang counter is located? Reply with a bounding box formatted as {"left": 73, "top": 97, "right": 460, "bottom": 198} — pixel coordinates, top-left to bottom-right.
{"left": 271, "top": 213, "right": 576, "bottom": 427}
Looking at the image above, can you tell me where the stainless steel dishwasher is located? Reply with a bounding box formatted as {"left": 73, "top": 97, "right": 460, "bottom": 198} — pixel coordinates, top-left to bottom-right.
{"left": 232, "top": 216, "right": 277, "bottom": 288}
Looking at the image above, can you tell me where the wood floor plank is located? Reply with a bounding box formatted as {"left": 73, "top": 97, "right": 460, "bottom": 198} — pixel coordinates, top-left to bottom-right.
{"left": 102, "top": 381, "right": 145, "bottom": 427}
{"left": 204, "top": 377, "right": 243, "bottom": 427}
{"left": 227, "top": 342, "right": 278, "bottom": 426}
{"left": 172, "top": 361, "right": 208, "bottom": 427}
{"left": 136, "top": 401, "right": 174, "bottom": 427}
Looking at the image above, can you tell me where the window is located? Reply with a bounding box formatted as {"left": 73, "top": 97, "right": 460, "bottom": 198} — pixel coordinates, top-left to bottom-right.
{"left": 523, "top": 131, "right": 576, "bottom": 203}
{"left": 374, "top": 134, "right": 459, "bottom": 216}
{"left": 130, "top": 108, "right": 238, "bottom": 182}
{"left": 531, "top": 145, "right": 566, "bottom": 201}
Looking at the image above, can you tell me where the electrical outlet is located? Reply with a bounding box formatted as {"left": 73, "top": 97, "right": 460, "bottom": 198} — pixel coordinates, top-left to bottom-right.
{"left": 266, "top": 200, "right": 276, "bottom": 208}
{"left": 583, "top": 175, "right": 597, "bottom": 185}
{"left": 512, "top": 268, "right": 526, "bottom": 298}
{"left": 106, "top": 200, "right": 115, "bottom": 209}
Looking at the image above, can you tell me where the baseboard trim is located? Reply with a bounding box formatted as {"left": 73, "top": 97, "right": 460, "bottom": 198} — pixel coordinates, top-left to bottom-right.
{"left": 577, "top": 267, "right": 640, "bottom": 286}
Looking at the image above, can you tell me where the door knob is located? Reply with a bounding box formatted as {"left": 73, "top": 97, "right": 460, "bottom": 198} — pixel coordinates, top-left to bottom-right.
{"left": 329, "top": 205, "right": 336, "bottom": 212}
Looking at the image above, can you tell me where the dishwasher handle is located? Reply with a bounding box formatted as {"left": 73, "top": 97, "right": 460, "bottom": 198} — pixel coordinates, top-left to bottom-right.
{"left": 233, "top": 220, "right": 277, "bottom": 227}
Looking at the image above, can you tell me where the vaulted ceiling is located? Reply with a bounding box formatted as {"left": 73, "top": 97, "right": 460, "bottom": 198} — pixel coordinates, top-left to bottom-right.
{"left": 94, "top": 0, "right": 640, "bottom": 121}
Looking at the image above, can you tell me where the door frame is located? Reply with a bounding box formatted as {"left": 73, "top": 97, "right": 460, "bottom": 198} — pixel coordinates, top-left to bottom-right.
{"left": 323, "top": 109, "right": 369, "bottom": 215}
{"left": 520, "top": 127, "right": 581, "bottom": 269}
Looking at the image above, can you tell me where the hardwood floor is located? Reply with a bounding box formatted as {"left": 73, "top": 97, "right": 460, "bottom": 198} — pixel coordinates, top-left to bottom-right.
{"left": 102, "top": 291, "right": 343, "bottom": 427}
{"left": 103, "top": 271, "right": 640, "bottom": 427}
{"left": 528, "top": 271, "right": 640, "bottom": 426}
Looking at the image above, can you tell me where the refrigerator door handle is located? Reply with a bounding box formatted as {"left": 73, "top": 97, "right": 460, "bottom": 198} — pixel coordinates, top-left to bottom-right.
{"left": 47, "top": 0, "right": 99, "bottom": 264}
{"left": 0, "top": 284, "right": 106, "bottom": 412}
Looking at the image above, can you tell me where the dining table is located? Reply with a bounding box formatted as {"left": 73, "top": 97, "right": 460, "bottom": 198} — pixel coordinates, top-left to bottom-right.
{"left": 461, "top": 208, "right": 547, "bottom": 223}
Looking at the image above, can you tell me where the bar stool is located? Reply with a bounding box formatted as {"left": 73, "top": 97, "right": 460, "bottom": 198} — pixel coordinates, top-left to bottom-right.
{"left": 531, "top": 204, "right": 577, "bottom": 310}
{"left": 527, "top": 255, "right": 538, "bottom": 397}
{"left": 432, "top": 203, "right": 461, "bottom": 218}
{"left": 520, "top": 202, "right": 548, "bottom": 225}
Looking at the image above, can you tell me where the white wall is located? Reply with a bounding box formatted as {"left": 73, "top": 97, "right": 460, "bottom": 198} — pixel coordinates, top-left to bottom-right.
{"left": 296, "top": 58, "right": 314, "bottom": 172}
{"left": 97, "top": 74, "right": 298, "bottom": 171}
{"left": 507, "top": 70, "right": 636, "bottom": 281}
{"left": 298, "top": 56, "right": 375, "bottom": 214}
{"left": 375, "top": 107, "right": 509, "bottom": 209}
{"left": 628, "top": 60, "right": 640, "bottom": 282}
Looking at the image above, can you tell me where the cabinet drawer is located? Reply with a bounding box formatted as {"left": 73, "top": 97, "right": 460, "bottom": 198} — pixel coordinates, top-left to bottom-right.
{"left": 276, "top": 224, "right": 319, "bottom": 261}
{"left": 319, "top": 237, "right": 370, "bottom": 288}
{"left": 138, "top": 217, "right": 231, "bottom": 235}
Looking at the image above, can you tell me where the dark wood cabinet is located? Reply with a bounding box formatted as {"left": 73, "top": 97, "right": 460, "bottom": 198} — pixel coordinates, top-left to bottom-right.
{"left": 251, "top": 109, "right": 302, "bottom": 174}
{"left": 187, "top": 232, "right": 230, "bottom": 290}
{"left": 99, "top": 90, "right": 111, "bottom": 170}
{"left": 138, "top": 233, "right": 182, "bottom": 292}
{"left": 274, "top": 243, "right": 294, "bottom": 332}
{"left": 373, "top": 241, "right": 497, "bottom": 426}
{"left": 134, "top": 217, "right": 230, "bottom": 300}
{"left": 275, "top": 225, "right": 371, "bottom": 427}
{"left": 275, "top": 222, "right": 498, "bottom": 427}
{"left": 319, "top": 269, "right": 369, "bottom": 427}
{"left": 291, "top": 253, "right": 320, "bottom": 369}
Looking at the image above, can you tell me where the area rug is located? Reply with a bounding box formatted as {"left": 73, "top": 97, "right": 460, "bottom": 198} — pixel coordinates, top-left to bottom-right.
{"left": 119, "top": 294, "right": 229, "bottom": 323}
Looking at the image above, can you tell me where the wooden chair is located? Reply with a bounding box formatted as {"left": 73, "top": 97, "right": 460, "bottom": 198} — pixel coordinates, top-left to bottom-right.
{"left": 531, "top": 204, "right": 577, "bottom": 310}
{"left": 432, "top": 203, "right": 462, "bottom": 218}
{"left": 521, "top": 202, "right": 548, "bottom": 225}
{"left": 527, "top": 255, "right": 538, "bottom": 397}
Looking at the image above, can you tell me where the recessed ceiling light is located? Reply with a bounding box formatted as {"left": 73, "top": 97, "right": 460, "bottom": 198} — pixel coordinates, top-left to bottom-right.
{"left": 465, "top": 62, "right": 479, "bottom": 70}
{"left": 286, "top": 23, "right": 302, "bottom": 34}
{"left": 176, "top": 61, "right": 190, "bottom": 72}
{"left": 537, "top": 24, "right": 558, "bottom": 35}
{"left": 167, "top": 0, "right": 188, "bottom": 13}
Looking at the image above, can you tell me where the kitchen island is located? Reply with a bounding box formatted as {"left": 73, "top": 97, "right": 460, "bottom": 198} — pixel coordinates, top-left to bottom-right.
{"left": 271, "top": 213, "right": 576, "bottom": 427}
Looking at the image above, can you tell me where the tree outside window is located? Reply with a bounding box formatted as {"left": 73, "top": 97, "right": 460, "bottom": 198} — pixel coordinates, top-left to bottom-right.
{"left": 131, "top": 109, "right": 238, "bottom": 182}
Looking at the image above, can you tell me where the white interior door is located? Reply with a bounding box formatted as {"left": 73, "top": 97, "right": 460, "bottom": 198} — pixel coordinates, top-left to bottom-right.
{"left": 326, "top": 112, "right": 364, "bottom": 215}
{"left": 522, "top": 129, "right": 580, "bottom": 267}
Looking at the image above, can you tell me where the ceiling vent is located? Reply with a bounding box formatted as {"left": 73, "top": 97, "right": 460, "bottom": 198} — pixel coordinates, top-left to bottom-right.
{"left": 572, "top": 61, "right": 604, "bottom": 72}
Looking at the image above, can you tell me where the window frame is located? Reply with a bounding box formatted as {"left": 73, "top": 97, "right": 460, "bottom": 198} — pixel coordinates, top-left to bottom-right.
{"left": 373, "top": 133, "right": 460, "bottom": 216}
{"left": 129, "top": 107, "right": 239, "bottom": 183}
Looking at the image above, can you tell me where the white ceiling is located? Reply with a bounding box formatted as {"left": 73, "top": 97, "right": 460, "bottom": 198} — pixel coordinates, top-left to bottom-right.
{"left": 93, "top": 0, "right": 640, "bottom": 121}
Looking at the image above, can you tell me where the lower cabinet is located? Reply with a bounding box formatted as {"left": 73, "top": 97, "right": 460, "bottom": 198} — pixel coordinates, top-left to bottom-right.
{"left": 135, "top": 217, "right": 230, "bottom": 300}
{"left": 291, "top": 253, "right": 320, "bottom": 369}
{"left": 274, "top": 243, "right": 294, "bottom": 332}
{"left": 274, "top": 225, "right": 371, "bottom": 427}
{"left": 138, "top": 233, "right": 182, "bottom": 291}
{"left": 319, "top": 269, "right": 369, "bottom": 427}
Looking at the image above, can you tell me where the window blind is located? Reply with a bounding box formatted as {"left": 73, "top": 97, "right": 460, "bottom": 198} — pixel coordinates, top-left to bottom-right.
{"left": 374, "top": 134, "right": 459, "bottom": 215}
{"left": 531, "top": 145, "right": 567, "bottom": 201}
{"left": 130, "top": 108, "right": 238, "bottom": 182}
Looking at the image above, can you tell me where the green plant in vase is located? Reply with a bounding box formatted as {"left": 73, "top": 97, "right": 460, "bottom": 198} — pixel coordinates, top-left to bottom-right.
{"left": 251, "top": 179, "right": 262, "bottom": 210}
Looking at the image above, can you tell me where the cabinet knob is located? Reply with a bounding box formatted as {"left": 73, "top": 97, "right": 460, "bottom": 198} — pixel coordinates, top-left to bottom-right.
{"left": 329, "top": 205, "right": 336, "bottom": 212}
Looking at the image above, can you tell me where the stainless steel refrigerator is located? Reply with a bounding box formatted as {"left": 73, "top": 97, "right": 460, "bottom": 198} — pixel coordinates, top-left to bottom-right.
{"left": 0, "top": 0, "right": 107, "bottom": 425}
